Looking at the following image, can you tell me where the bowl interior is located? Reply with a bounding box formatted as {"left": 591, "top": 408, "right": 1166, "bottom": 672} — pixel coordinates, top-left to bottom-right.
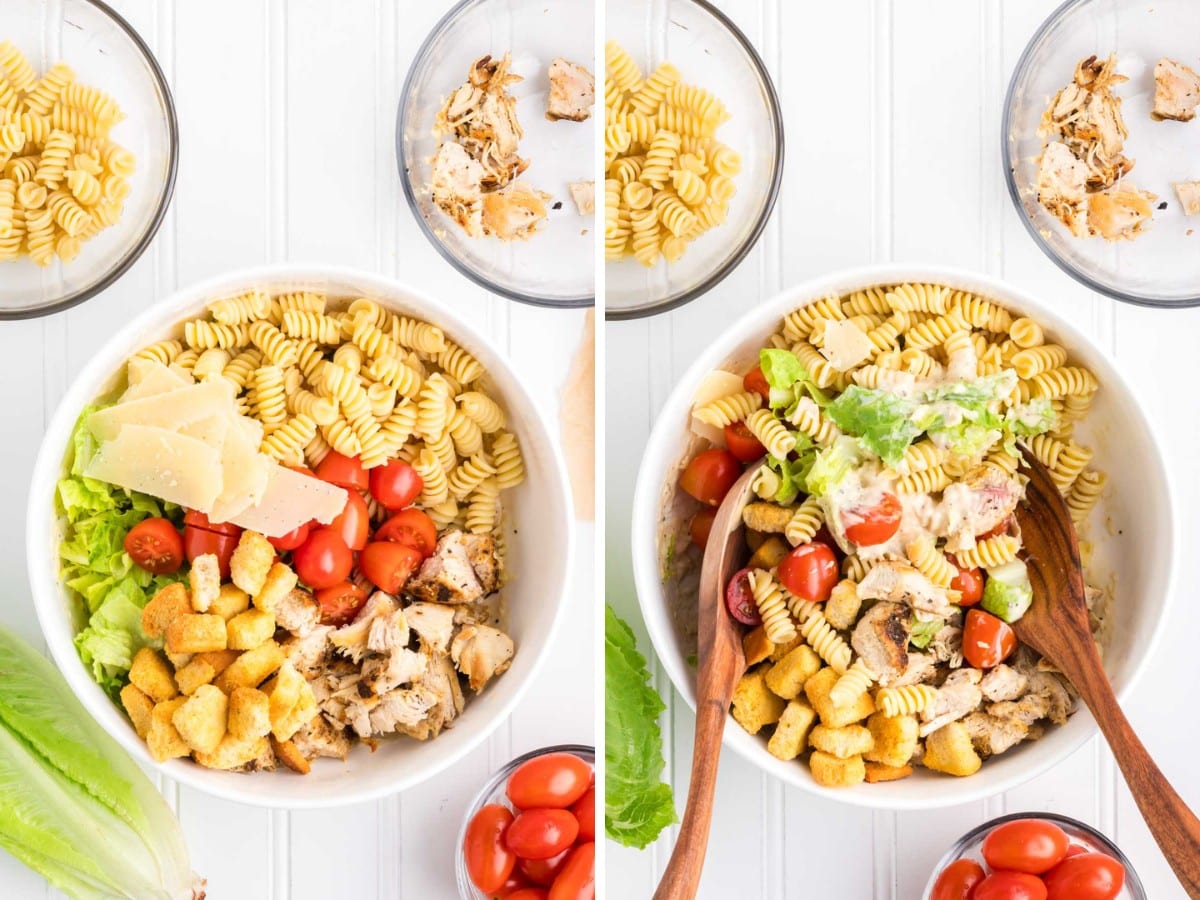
{"left": 605, "top": 0, "right": 783, "bottom": 319}
{"left": 1005, "top": 0, "right": 1200, "bottom": 306}
{"left": 631, "top": 265, "right": 1174, "bottom": 809}
{"left": 0, "top": 0, "right": 176, "bottom": 319}
{"left": 28, "top": 266, "right": 572, "bottom": 808}
{"left": 397, "top": 0, "right": 594, "bottom": 307}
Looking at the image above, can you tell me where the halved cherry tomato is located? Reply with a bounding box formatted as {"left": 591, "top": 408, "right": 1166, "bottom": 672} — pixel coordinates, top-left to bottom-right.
{"left": 571, "top": 785, "right": 595, "bottom": 842}
{"left": 292, "top": 528, "right": 354, "bottom": 590}
{"left": 505, "top": 809, "right": 578, "bottom": 860}
{"left": 548, "top": 842, "right": 594, "bottom": 900}
{"left": 725, "top": 567, "right": 762, "bottom": 626}
{"left": 690, "top": 508, "right": 717, "bottom": 550}
{"left": 963, "top": 609, "right": 1018, "bottom": 669}
{"left": 1043, "top": 852, "right": 1125, "bottom": 900}
{"left": 744, "top": 365, "right": 770, "bottom": 399}
{"left": 980, "top": 515, "right": 1013, "bottom": 541}
{"left": 183, "top": 524, "right": 240, "bottom": 580}
{"left": 315, "top": 451, "right": 368, "bottom": 491}
{"left": 777, "top": 542, "right": 839, "bottom": 603}
{"left": 313, "top": 581, "right": 367, "bottom": 626}
{"left": 183, "top": 509, "right": 241, "bottom": 535}
{"left": 464, "top": 803, "right": 517, "bottom": 893}
{"left": 359, "top": 540, "right": 422, "bottom": 593}
{"left": 369, "top": 458, "right": 424, "bottom": 511}
{"left": 376, "top": 508, "right": 439, "bottom": 559}
{"left": 842, "top": 492, "right": 903, "bottom": 547}
{"left": 328, "top": 489, "right": 369, "bottom": 551}
{"left": 931, "top": 858, "right": 987, "bottom": 900}
{"left": 507, "top": 753, "right": 592, "bottom": 810}
{"left": 974, "top": 871, "right": 1048, "bottom": 900}
{"left": 723, "top": 421, "right": 766, "bottom": 462}
{"left": 679, "top": 449, "right": 741, "bottom": 507}
{"left": 950, "top": 559, "right": 985, "bottom": 607}
{"left": 518, "top": 850, "right": 571, "bottom": 887}
{"left": 267, "top": 522, "right": 311, "bottom": 552}
{"left": 983, "top": 819, "right": 1070, "bottom": 875}
{"left": 124, "top": 518, "right": 185, "bottom": 575}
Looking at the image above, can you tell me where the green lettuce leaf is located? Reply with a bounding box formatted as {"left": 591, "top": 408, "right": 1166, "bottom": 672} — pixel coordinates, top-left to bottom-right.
{"left": 825, "top": 386, "right": 921, "bottom": 466}
{"left": 805, "top": 436, "right": 863, "bottom": 497}
{"left": 760, "top": 349, "right": 831, "bottom": 411}
{"left": 981, "top": 560, "right": 1034, "bottom": 623}
{"left": 764, "top": 450, "right": 816, "bottom": 505}
{"left": 910, "top": 618, "right": 944, "bottom": 650}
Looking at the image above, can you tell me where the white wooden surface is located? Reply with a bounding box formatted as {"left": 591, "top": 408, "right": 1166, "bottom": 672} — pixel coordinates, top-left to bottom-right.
{"left": 0, "top": 1, "right": 594, "bottom": 897}
{"left": 606, "top": 1, "right": 1200, "bottom": 897}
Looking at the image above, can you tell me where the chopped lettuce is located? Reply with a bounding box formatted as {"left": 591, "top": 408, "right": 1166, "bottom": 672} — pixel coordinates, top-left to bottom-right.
{"left": 825, "top": 386, "right": 921, "bottom": 466}
{"left": 804, "top": 435, "right": 862, "bottom": 497}
{"left": 910, "top": 618, "right": 944, "bottom": 650}
{"left": 981, "top": 560, "right": 1034, "bottom": 623}
{"left": 764, "top": 450, "right": 815, "bottom": 505}
{"left": 760, "top": 349, "right": 830, "bottom": 412}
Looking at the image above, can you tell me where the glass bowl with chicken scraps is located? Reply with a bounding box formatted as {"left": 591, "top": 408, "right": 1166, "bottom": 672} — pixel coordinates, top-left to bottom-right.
{"left": 397, "top": 0, "right": 596, "bottom": 307}
{"left": 1004, "top": 0, "right": 1200, "bottom": 306}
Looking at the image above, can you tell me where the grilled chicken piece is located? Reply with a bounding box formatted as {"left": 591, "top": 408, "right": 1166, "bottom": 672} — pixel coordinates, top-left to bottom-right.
{"left": 463, "top": 533, "right": 502, "bottom": 594}
{"left": 919, "top": 668, "right": 984, "bottom": 737}
{"left": 850, "top": 601, "right": 910, "bottom": 685}
{"left": 962, "top": 711, "right": 1038, "bottom": 759}
{"left": 858, "top": 561, "right": 960, "bottom": 619}
{"left": 980, "top": 664, "right": 1027, "bottom": 703}
{"left": 291, "top": 714, "right": 352, "bottom": 761}
{"left": 280, "top": 625, "right": 332, "bottom": 678}
{"left": 941, "top": 466, "right": 1021, "bottom": 547}
{"left": 1021, "top": 669, "right": 1074, "bottom": 725}
{"left": 404, "top": 602, "right": 458, "bottom": 653}
{"left": 431, "top": 142, "right": 486, "bottom": 238}
{"left": 435, "top": 53, "right": 527, "bottom": 190}
{"left": 1152, "top": 58, "right": 1200, "bottom": 122}
{"left": 482, "top": 181, "right": 550, "bottom": 240}
{"left": 361, "top": 647, "right": 428, "bottom": 695}
{"left": 545, "top": 57, "right": 595, "bottom": 122}
{"left": 417, "top": 652, "right": 466, "bottom": 733}
{"left": 568, "top": 181, "right": 595, "bottom": 216}
{"left": 407, "top": 531, "right": 486, "bottom": 604}
{"left": 1037, "top": 141, "right": 1090, "bottom": 236}
{"left": 890, "top": 651, "right": 939, "bottom": 687}
{"left": 1041, "top": 54, "right": 1132, "bottom": 191}
{"left": 451, "top": 625, "right": 515, "bottom": 692}
{"left": 928, "top": 625, "right": 963, "bottom": 666}
{"left": 275, "top": 588, "right": 321, "bottom": 636}
{"left": 1174, "top": 182, "right": 1200, "bottom": 216}
{"left": 329, "top": 592, "right": 405, "bottom": 662}
{"left": 1087, "top": 187, "right": 1156, "bottom": 241}
{"left": 367, "top": 687, "right": 439, "bottom": 739}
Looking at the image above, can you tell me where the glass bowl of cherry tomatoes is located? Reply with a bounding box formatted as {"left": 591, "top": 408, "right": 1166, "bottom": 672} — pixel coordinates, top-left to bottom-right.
{"left": 458, "top": 744, "right": 596, "bottom": 899}
{"left": 924, "top": 812, "right": 1146, "bottom": 900}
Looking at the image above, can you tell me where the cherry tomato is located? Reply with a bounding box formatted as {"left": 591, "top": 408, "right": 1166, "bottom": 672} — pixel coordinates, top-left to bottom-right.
{"left": 292, "top": 528, "right": 354, "bottom": 590}
{"left": 519, "top": 850, "right": 571, "bottom": 887}
{"left": 931, "top": 858, "right": 987, "bottom": 900}
{"left": 571, "top": 786, "right": 595, "bottom": 841}
{"left": 963, "top": 609, "right": 1018, "bottom": 669}
{"left": 1043, "top": 852, "right": 1125, "bottom": 900}
{"left": 359, "top": 540, "right": 423, "bottom": 593}
{"left": 505, "top": 809, "right": 579, "bottom": 860}
{"left": 975, "top": 871, "right": 1048, "bottom": 900}
{"left": 375, "top": 508, "right": 439, "bottom": 559}
{"left": 679, "top": 449, "right": 741, "bottom": 507}
{"left": 507, "top": 753, "right": 592, "bottom": 810}
{"left": 980, "top": 515, "right": 1013, "bottom": 540}
{"left": 507, "top": 890, "right": 549, "bottom": 900}
{"left": 950, "top": 559, "right": 985, "bottom": 607}
{"left": 369, "top": 458, "right": 424, "bottom": 511}
{"left": 267, "top": 522, "right": 311, "bottom": 552}
{"left": 313, "top": 581, "right": 367, "bottom": 626}
{"left": 183, "top": 524, "right": 240, "bottom": 580}
{"left": 777, "top": 542, "right": 839, "bottom": 603}
{"left": 315, "top": 451, "right": 368, "bottom": 491}
{"left": 842, "top": 492, "right": 903, "bottom": 546}
{"left": 492, "top": 874, "right": 535, "bottom": 898}
{"left": 548, "top": 842, "right": 594, "bottom": 900}
{"left": 328, "top": 489, "right": 369, "bottom": 551}
{"left": 1063, "top": 845, "right": 1089, "bottom": 859}
{"left": 124, "top": 518, "right": 185, "bottom": 574}
{"left": 723, "top": 421, "right": 767, "bottom": 462}
{"left": 183, "top": 509, "right": 241, "bottom": 535}
{"left": 744, "top": 365, "right": 770, "bottom": 399}
{"left": 983, "top": 819, "right": 1070, "bottom": 875}
{"left": 725, "top": 567, "right": 762, "bottom": 626}
{"left": 689, "top": 508, "right": 717, "bottom": 550}
{"left": 463, "top": 804, "right": 517, "bottom": 893}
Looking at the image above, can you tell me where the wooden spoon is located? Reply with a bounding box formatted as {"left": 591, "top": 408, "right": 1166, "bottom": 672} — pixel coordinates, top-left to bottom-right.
{"left": 1014, "top": 450, "right": 1200, "bottom": 897}
{"left": 653, "top": 467, "right": 758, "bottom": 900}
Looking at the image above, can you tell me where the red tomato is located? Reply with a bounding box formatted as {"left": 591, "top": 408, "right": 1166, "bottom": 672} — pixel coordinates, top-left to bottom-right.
{"left": 124, "top": 518, "right": 185, "bottom": 575}
{"left": 689, "top": 508, "right": 716, "bottom": 550}
{"left": 358, "top": 540, "right": 423, "bottom": 593}
{"left": 507, "top": 753, "right": 592, "bottom": 810}
{"left": 983, "top": 819, "right": 1070, "bottom": 875}
{"left": 518, "top": 850, "right": 571, "bottom": 886}
{"left": 723, "top": 421, "right": 767, "bottom": 462}
{"left": 328, "top": 489, "right": 369, "bottom": 551}
{"left": 183, "top": 525, "right": 240, "bottom": 580}
{"left": 267, "top": 522, "right": 311, "bottom": 552}
{"left": 292, "top": 528, "right": 354, "bottom": 590}
{"left": 931, "top": 859, "right": 987, "bottom": 900}
{"left": 980, "top": 515, "right": 1013, "bottom": 540}
{"left": 974, "top": 871, "right": 1048, "bottom": 900}
{"left": 464, "top": 804, "right": 517, "bottom": 893}
{"left": 777, "top": 542, "right": 839, "bottom": 603}
{"left": 492, "top": 874, "right": 535, "bottom": 898}
{"left": 744, "top": 365, "right": 770, "bottom": 399}
{"left": 950, "top": 559, "right": 985, "bottom": 607}
{"left": 375, "top": 508, "right": 439, "bottom": 559}
{"left": 548, "top": 842, "right": 594, "bottom": 900}
{"left": 285, "top": 464, "right": 317, "bottom": 477}
{"left": 505, "top": 809, "right": 579, "bottom": 860}
{"left": 1043, "top": 853, "right": 1125, "bottom": 900}
{"left": 679, "top": 449, "right": 741, "bottom": 507}
{"left": 964, "top": 609, "right": 1018, "bottom": 669}
{"left": 315, "top": 451, "right": 368, "bottom": 491}
{"left": 183, "top": 509, "right": 241, "bottom": 535}
{"left": 1063, "top": 845, "right": 1089, "bottom": 859}
{"left": 571, "top": 786, "right": 595, "bottom": 842}
{"left": 842, "top": 492, "right": 903, "bottom": 546}
{"left": 369, "top": 458, "right": 423, "bottom": 510}
{"left": 313, "top": 581, "right": 367, "bottom": 626}
{"left": 507, "top": 890, "right": 549, "bottom": 900}
{"left": 725, "top": 567, "right": 762, "bottom": 626}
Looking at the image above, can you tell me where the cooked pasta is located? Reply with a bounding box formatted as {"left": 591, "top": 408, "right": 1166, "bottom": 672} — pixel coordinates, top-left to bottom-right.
{"left": 747, "top": 569, "right": 797, "bottom": 644}
{"left": 876, "top": 685, "right": 939, "bottom": 718}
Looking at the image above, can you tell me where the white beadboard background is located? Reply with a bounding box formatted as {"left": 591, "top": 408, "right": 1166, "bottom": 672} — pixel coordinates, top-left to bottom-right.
{"left": 606, "top": 1, "right": 1200, "bottom": 898}
{"left": 0, "top": 1, "right": 594, "bottom": 897}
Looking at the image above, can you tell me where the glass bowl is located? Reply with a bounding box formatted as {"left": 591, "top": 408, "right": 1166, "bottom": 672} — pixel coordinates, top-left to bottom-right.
{"left": 604, "top": 0, "right": 784, "bottom": 321}
{"left": 454, "top": 744, "right": 595, "bottom": 899}
{"left": 1004, "top": 0, "right": 1200, "bottom": 307}
{"left": 922, "top": 812, "right": 1147, "bottom": 899}
{"left": 396, "top": 0, "right": 595, "bottom": 308}
{"left": 0, "top": 0, "right": 177, "bottom": 320}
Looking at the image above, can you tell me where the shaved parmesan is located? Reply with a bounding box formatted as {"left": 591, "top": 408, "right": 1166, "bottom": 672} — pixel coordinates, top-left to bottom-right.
{"left": 819, "top": 320, "right": 874, "bottom": 372}
{"left": 84, "top": 425, "right": 223, "bottom": 511}
{"left": 208, "top": 418, "right": 272, "bottom": 524}
{"left": 88, "top": 380, "right": 237, "bottom": 442}
{"left": 121, "top": 359, "right": 193, "bottom": 402}
{"left": 229, "top": 467, "right": 348, "bottom": 537}
{"left": 690, "top": 369, "right": 745, "bottom": 445}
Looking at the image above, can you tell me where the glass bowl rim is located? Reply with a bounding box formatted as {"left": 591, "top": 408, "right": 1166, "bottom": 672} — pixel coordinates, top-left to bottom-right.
{"left": 394, "top": 0, "right": 595, "bottom": 310}
{"left": 604, "top": 0, "right": 786, "bottom": 322}
{"left": 0, "top": 0, "right": 180, "bottom": 322}
{"left": 1000, "top": 0, "right": 1200, "bottom": 309}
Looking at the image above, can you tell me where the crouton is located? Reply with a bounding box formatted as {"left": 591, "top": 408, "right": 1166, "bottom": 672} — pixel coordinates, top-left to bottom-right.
{"left": 809, "top": 723, "right": 874, "bottom": 759}
{"left": 272, "top": 685, "right": 318, "bottom": 742}
{"left": 227, "top": 608, "right": 276, "bottom": 650}
{"left": 268, "top": 661, "right": 306, "bottom": 726}
{"left": 171, "top": 684, "right": 228, "bottom": 754}
{"left": 730, "top": 669, "right": 785, "bottom": 735}
{"left": 923, "top": 721, "right": 982, "bottom": 777}
{"left": 230, "top": 531, "right": 275, "bottom": 595}
{"left": 864, "top": 762, "right": 914, "bottom": 783}
{"left": 228, "top": 687, "right": 271, "bottom": 739}
{"left": 764, "top": 644, "right": 822, "bottom": 700}
{"left": 165, "top": 650, "right": 193, "bottom": 669}
{"left": 864, "top": 711, "right": 920, "bottom": 768}
{"left": 824, "top": 580, "right": 862, "bottom": 631}
{"left": 745, "top": 529, "right": 767, "bottom": 552}
{"left": 742, "top": 502, "right": 793, "bottom": 533}
{"left": 120, "top": 684, "right": 155, "bottom": 738}
{"left": 193, "top": 648, "right": 241, "bottom": 676}
{"left": 174, "top": 658, "right": 217, "bottom": 695}
{"left": 768, "top": 633, "right": 806, "bottom": 662}
{"left": 214, "top": 640, "right": 284, "bottom": 691}
{"left": 271, "top": 736, "right": 311, "bottom": 775}
{"left": 742, "top": 626, "right": 774, "bottom": 667}
{"left": 146, "top": 697, "right": 190, "bottom": 762}
{"left": 166, "top": 613, "right": 228, "bottom": 654}
{"left": 809, "top": 750, "right": 865, "bottom": 788}
{"left": 254, "top": 562, "right": 299, "bottom": 614}
{"left": 129, "top": 648, "right": 177, "bottom": 702}
{"left": 766, "top": 698, "right": 816, "bottom": 761}
{"left": 209, "top": 583, "right": 250, "bottom": 621}
{"left": 805, "top": 667, "right": 875, "bottom": 727}
{"left": 140, "top": 583, "right": 192, "bottom": 638}
{"left": 193, "top": 734, "right": 271, "bottom": 771}
{"left": 747, "top": 535, "right": 790, "bottom": 571}
{"left": 188, "top": 553, "right": 221, "bottom": 612}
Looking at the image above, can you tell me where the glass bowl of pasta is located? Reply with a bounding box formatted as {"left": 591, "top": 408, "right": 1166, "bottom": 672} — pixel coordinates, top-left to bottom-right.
{"left": 631, "top": 264, "right": 1175, "bottom": 809}
{"left": 604, "top": 0, "right": 784, "bottom": 320}
{"left": 0, "top": 0, "right": 178, "bottom": 319}
{"left": 27, "top": 264, "right": 574, "bottom": 808}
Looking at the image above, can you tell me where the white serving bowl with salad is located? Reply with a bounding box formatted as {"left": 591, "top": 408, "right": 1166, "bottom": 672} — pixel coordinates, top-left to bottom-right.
{"left": 28, "top": 264, "right": 573, "bottom": 809}
{"left": 631, "top": 263, "right": 1175, "bottom": 810}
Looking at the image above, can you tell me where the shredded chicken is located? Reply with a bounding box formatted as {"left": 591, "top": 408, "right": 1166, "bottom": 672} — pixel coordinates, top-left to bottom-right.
{"left": 430, "top": 142, "right": 486, "bottom": 238}
{"left": 980, "top": 664, "right": 1027, "bottom": 703}
{"left": 450, "top": 624, "right": 515, "bottom": 691}
{"left": 435, "top": 53, "right": 527, "bottom": 189}
{"left": 1152, "top": 57, "right": 1200, "bottom": 122}
{"left": 546, "top": 57, "right": 595, "bottom": 122}
{"left": 919, "top": 668, "right": 983, "bottom": 737}
{"left": 1087, "top": 187, "right": 1156, "bottom": 241}
{"left": 889, "top": 651, "right": 939, "bottom": 688}
{"left": 962, "top": 711, "right": 1040, "bottom": 759}
{"left": 280, "top": 625, "right": 332, "bottom": 678}
{"left": 1040, "top": 54, "right": 1133, "bottom": 191}
{"left": 408, "top": 530, "right": 491, "bottom": 605}
{"left": 1174, "top": 181, "right": 1200, "bottom": 216}
{"left": 482, "top": 181, "right": 551, "bottom": 241}
{"left": 857, "top": 560, "right": 959, "bottom": 619}
{"left": 329, "top": 592, "right": 405, "bottom": 662}
{"left": 291, "top": 714, "right": 352, "bottom": 761}
{"left": 1037, "top": 141, "right": 1091, "bottom": 237}
{"left": 405, "top": 601, "right": 458, "bottom": 653}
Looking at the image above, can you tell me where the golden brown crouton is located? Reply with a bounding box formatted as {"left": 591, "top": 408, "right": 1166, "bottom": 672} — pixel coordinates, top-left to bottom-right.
{"left": 253, "top": 562, "right": 299, "bottom": 614}
{"left": 228, "top": 687, "right": 271, "bottom": 740}
{"left": 209, "top": 584, "right": 251, "bottom": 621}
{"left": 272, "top": 686, "right": 318, "bottom": 742}
{"left": 271, "top": 736, "right": 311, "bottom": 775}
{"left": 730, "top": 669, "right": 785, "bottom": 735}
{"left": 227, "top": 608, "right": 276, "bottom": 650}
{"left": 809, "top": 723, "right": 874, "bottom": 759}
{"left": 140, "top": 583, "right": 192, "bottom": 639}
{"left": 742, "top": 626, "right": 775, "bottom": 668}
{"left": 193, "top": 734, "right": 271, "bottom": 771}
{"left": 766, "top": 698, "right": 816, "bottom": 761}
{"left": 174, "top": 658, "right": 217, "bottom": 695}
{"left": 129, "top": 647, "right": 177, "bottom": 702}
{"left": 214, "top": 640, "right": 284, "bottom": 692}
{"left": 809, "top": 750, "right": 866, "bottom": 788}
{"left": 747, "top": 535, "right": 789, "bottom": 571}
{"left": 768, "top": 633, "right": 806, "bottom": 662}
{"left": 805, "top": 667, "right": 876, "bottom": 727}
{"left": 166, "top": 613, "right": 228, "bottom": 654}
{"left": 764, "top": 644, "right": 822, "bottom": 700}
{"left": 193, "top": 648, "right": 241, "bottom": 676}
{"left": 230, "top": 531, "right": 275, "bottom": 595}
{"left": 864, "top": 761, "right": 914, "bottom": 783}
{"left": 172, "top": 684, "right": 228, "bottom": 754}
{"left": 188, "top": 553, "right": 221, "bottom": 612}
{"left": 146, "top": 697, "right": 190, "bottom": 762}
{"left": 120, "top": 684, "right": 155, "bottom": 738}
{"left": 923, "top": 722, "right": 982, "bottom": 777}
{"left": 742, "top": 502, "right": 793, "bottom": 533}
{"left": 165, "top": 650, "right": 193, "bottom": 669}
{"left": 864, "top": 711, "right": 920, "bottom": 768}
{"left": 268, "top": 661, "right": 306, "bottom": 724}
{"left": 824, "top": 580, "right": 862, "bottom": 631}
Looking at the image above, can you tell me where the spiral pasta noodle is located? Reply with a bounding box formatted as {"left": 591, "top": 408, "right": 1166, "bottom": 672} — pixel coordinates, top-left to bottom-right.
{"left": 693, "top": 390, "right": 762, "bottom": 429}
{"left": 955, "top": 534, "right": 1020, "bottom": 569}
{"left": 798, "top": 611, "right": 852, "bottom": 675}
{"left": 784, "top": 496, "right": 824, "bottom": 547}
{"left": 747, "top": 569, "right": 797, "bottom": 644}
{"left": 830, "top": 659, "right": 876, "bottom": 708}
{"left": 876, "top": 685, "right": 938, "bottom": 718}
{"left": 905, "top": 536, "right": 957, "bottom": 588}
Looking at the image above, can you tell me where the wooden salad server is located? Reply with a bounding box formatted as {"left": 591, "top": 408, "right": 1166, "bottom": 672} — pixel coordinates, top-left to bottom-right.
{"left": 1015, "top": 451, "right": 1200, "bottom": 897}
{"left": 653, "top": 467, "right": 759, "bottom": 900}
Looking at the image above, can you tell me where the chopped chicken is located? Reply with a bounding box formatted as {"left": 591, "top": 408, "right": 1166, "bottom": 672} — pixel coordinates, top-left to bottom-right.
{"left": 291, "top": 714, "right": 352, "bottom": 762}
{"left": 980, "top": 664, "right": 1027, "bottom": 703}
{"left": 1021, "top": 669, "right": 1074, "bottom": 725}
{"left": 416, "top": 652, "right": 466, "bottom": 733}
{"left": 464, "top": 533, "right": 502, "bottom": 594}
{"left": 431, "top": 142, "right": 486, "bottom": 238}
{"left": 1152, "top": 58, "right": 1200, "bottom": 122}
{"left": 280, "top": 625, "right": 332, "bottom": 678}
{"left": 928, "top": 624, "right": 963, "bottom": 667}
{"left": 919, "top": 668, "right": 983, "bottom": 737}
{"left": 367, "top": 687, "right": 439, "bottom": 739}
{"left": 1174, "top": 182, "right": 1200, "bottom": 216}
{"left": 1040, "top": 54, "right": 1133, "bottom": 191}
{"left": 1037, "top": 141, "right": 1091, "bottom": 236}
{"left": 850, "top": 601, "right": 910, "bottom": 685}
{"left": 361, "top": 647, "right": 428, "bottom": 695}
{"left": 890, "top": 651, "right": 939, "bottom": 687}
{"left": 941, "top": 466, "right": 1022, "bottom": 546}
{"left": 451, "top": 624, "right": 516, "bottom": 692}
{"left": 407, "top": 531, "right": 488, "bottom": 605}
{"left": 274, "top": 588, "right": 321, "bottom": 635}
{"left": 435, "top": 53, "right": 527, "bottom": 190}
{"left": 329, "top": 592, "right": 405, "bottom": 662}
{"left": 962, "top": 711, "right": 1040, "bottom": 759}
{"left": 989, "top": 694, "right": 1050, "bottom": 727}
{"left": 404, "top": 602, "right": 458, "bottom": 653}
{"left": 481, "top": 181, "right": 550, "bottom": 241}
{"left": 857, "top": 561, "right": 959, "bottom": 619}
{"left": 568, "top": 180, "right": 595, "bottom": 217}
{"left": 1087, "top": 187, "right": 1156, "bottom": 241}
{"left": 545, "top": 57, "right": 595, "bottom": 122}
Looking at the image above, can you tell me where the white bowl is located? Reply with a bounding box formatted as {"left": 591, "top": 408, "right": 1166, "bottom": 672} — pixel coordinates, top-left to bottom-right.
{"left": 27, "top": 264, "right": 574, "bottom": 809}
{"left": 631, "top": 263, "right": 1176, "bottom": 810}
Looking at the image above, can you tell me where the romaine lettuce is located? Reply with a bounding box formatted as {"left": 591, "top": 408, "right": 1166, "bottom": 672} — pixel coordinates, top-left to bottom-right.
{"left": 910, "top": 618, "right": 944, "bottom": 649}
{"left": 825, "top": 386, "right": 921, "bottom": 466}
{"left": 805, "top": 436, "right": 863, "bottom": 497}
{"left": 981, "top": 560, "right": 1034, "bottom": 623}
